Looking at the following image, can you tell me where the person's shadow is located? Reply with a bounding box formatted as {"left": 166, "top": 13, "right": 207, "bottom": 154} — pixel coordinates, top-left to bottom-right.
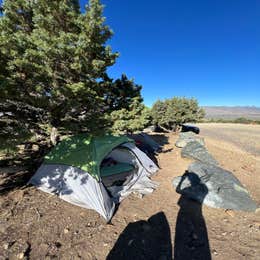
{"left": 107, "top": 211, "right": 172, "bottom": 260}
{"left": 174, "top": 172, "right": 211, "bottom": 260}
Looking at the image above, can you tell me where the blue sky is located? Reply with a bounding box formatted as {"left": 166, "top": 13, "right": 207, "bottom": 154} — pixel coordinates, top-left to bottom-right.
{"left": 80, "top": 0, "right": 260, "bottom": 107}
{"left": 1, "top": 0, "right": 259, "bottom": 107}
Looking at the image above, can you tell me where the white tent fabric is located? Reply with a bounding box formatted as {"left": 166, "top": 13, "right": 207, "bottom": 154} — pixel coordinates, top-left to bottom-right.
{"left": 29, "top": 164, "right": 115, "bottom": 220}
{"left": 29, "top": 143, "right": 159, "bottom": 221}
{"left": 122, "top": 142, "right": 158, "bottom": 175}
{"left": 106, "top": 143, "right": 159, "bottom": 201}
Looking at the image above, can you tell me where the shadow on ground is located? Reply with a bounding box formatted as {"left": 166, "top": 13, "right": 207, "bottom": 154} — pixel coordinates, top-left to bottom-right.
{"left": 107, "top": 211, "right": 172, "bottom": 260}
{"left": 149, "top": 134, "right": 169, "bottom": 147}
{"left": 0, "top": 144, "right": 48, "bottom": 196}
{"left": 107, "top": 172, "right": 211, "bottom": 260}
{"left": 174, "top": 173, "right": 211, "bottom": 260}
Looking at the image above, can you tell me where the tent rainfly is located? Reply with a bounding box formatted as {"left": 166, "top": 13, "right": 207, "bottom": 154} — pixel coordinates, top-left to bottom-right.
{"left": 29, "top": 134, "right": 159, "bottom": 221}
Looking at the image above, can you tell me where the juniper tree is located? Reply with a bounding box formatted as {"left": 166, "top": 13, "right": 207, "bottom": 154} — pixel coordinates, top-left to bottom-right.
{"left": 0, "top": 0, "right": 118, "bottom": 145}
{"left": 28, "top": 0, "right": 118, "bottom": 131}
{"left": 110, "top": 99, "right": 151, "bottom": 134}
{"left": 151, "top": 97, "right": 205, "bottom": 131}
{"left": 105, "top": 75, "right": 151, "bottom": 134}
{"left": 102, "top": 74, "right": 143, "bottom": 112}
{"left": 0, "top": 0, "right": 148, "bottom": 154}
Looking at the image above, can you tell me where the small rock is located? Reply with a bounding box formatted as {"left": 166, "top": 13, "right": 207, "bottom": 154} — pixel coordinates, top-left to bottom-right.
{"left": 103, "top": 243, "right": 108, "bottom": 247}
{"left": 64, "top": 228, "right": 69, "bottom": 234}
{"left": 253, "top": 221, "right": 260, "bottom": 229}
{"left": 0, "top": 223, "right": 6, "bottom": 233}
{"left": 225, "top": 209, "right": 235, "bottom": 217}
{"left": 97, "top": 225, "right": 104, "bottom": 231}
{"left": 222, "top": 232, "right": 227, "bottom": 236}
{"left": 54, "top": 242, "right": 62, "bottom": 248}
{"left": 17, "top": 252, "right": 24, "bottom": 259}
{"left": 3, "top": 243, "right": 9, "bottom": 250}
{"left": 212, "top": 249, "right": 218, "bottom": 255}
{"left": 255, "top": 208, "right": 260, "bottom": 214}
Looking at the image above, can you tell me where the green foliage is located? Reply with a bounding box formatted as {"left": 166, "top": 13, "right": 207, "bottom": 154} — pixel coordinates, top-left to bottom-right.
{"left": 0, "top": 0, "right": 117, "bottom": 128}
{"left": 106, "top": 75, "right": 150, "bottom": 134}
{"left": 0, "top": 118, "right": 32, "bottom": 156}
{"left": 110, "top": 100, "right": 151, "bottom": 134}
{"left": 102, "top": 74, "right": 143, "bottom": 112}
{"left": 205, "top": 117, "right": 260, "bottom": 124}
{"left": 151, "top": 100, "right": 169, "bottom": 127}
{"left": 151, "top": 97, "right": 205, "bottom": 131}
{"left": 233, "top": 117, "right": 251, "bottom": 124}
{"left": 0, "top": 0, "right": 148, "bottom": 155}
{"left": 0, "top": 0, "right": 116, "bottom": 149}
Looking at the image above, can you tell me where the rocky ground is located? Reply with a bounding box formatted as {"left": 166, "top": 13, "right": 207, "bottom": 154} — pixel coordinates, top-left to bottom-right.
{"left": 0, "top": 123, "right": 260, "bottom": 259}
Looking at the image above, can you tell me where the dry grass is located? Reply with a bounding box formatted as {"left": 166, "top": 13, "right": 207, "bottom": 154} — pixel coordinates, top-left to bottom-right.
{"left": 197, "top": 123, "right": 260, "bottom": 156}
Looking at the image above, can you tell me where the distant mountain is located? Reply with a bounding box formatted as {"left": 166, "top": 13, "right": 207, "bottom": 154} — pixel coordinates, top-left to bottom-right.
{"left": 202, "top": 106, "right": 260, "bottom": 120}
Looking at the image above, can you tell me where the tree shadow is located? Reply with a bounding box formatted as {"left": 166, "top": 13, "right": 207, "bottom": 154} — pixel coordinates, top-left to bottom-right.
{"left": 148, "top": 134, "right": 169, "bottom": 147}
{"left": 107, "top": 211, "right": 172, "bottom": 260}
{"left": 181, "top": 124, "right": 200, "bottom": 134}
{"left": 174, "top": 173, "right": 211, "bottom": 260}
{"left": 0, "top": 143, "right": 49, "bottom": 195}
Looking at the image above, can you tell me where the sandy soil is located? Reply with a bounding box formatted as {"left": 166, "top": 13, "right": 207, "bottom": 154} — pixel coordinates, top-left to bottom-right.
{"left": 197, "top": 123, "right": 260, "bottom": 156}
{"left": 0, "top": 125, "right": 260, "bottom": 259}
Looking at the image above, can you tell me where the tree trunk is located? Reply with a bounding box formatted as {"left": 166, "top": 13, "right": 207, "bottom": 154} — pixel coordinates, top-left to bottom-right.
{"left": 50, "top": 127, "right": 58, "bottom": 146}
{"left": 158, "top": 124, "right": 171, "bottom": 133}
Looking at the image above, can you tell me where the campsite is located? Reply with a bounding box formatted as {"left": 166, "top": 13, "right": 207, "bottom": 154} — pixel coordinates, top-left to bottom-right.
{"left": 0, "top": 124, "right": 260, "bottom": 259}
{"left": 0, "top": 0, "right": 260, "bottom": 259}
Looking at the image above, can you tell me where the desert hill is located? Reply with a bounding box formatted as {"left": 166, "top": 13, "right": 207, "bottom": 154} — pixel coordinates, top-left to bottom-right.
{"left": 202, "top": 106, "right": 260, "bottom": 120}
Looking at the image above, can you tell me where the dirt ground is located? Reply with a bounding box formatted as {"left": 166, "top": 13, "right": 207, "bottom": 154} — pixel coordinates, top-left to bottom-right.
{"left": 197, "top": 123, "right": 260, "bottom": 156}
{"left": 0, "top": 124, "right": 260, "bottom": 259}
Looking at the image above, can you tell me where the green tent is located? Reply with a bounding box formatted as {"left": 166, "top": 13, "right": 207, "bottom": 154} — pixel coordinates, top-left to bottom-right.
{"left": 45, "top": 134, "right": 133, "bottom": 180}
{"left": 29, "top": 134, "right": 159, "bottom": 221}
